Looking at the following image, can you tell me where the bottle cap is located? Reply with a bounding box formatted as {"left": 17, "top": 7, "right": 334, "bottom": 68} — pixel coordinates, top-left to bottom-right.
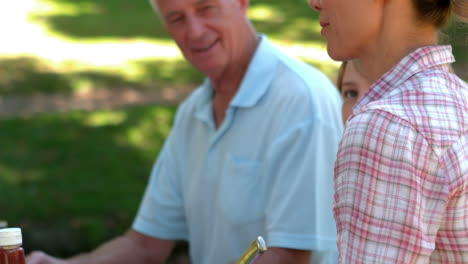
{"left": 0, "top": 228, "right": 22, "bottom": 246}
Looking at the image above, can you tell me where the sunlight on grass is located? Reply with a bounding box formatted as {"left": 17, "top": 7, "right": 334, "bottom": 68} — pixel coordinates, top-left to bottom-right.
{"left": 33, "top": 0, "right": 100, "bottom": 16}
{"left": 0, "top": 165, "right": 43, "bottom": 185}
{"left": 248, "top": 5, "right": 285, "bottom": 22}
{"left": 123, "top": 108, "right": 173, "bottom": 154}
{"left": 0, "top": 165, "right": 18, "bottom": 184}
{"left": 277, "top": 42, "right": 331, "bottom": 61}
{"left": 287, "top": 18, "right": 322, "bottom": 40}
{"left": 1, "top": 0, "right": 181, "bottom": 66}
{"left": 301, "top": 58, "right": 340, "bottom": 80}
{"left": 0, "top": 0, "right": 336, "bottom": 80}
{"left": 84, "top": 111, "right": 127, "bottom": 127}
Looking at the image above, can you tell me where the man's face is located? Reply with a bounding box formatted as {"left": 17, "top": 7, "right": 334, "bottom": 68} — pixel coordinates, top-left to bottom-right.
{"left": 154, "top": 0, "right": 249, "bottom": 77}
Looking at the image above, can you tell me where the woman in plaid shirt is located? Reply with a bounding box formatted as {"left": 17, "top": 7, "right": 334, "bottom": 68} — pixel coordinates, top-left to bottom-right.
{"left": 309, "top": 0, "right": 468, "bottom": 262}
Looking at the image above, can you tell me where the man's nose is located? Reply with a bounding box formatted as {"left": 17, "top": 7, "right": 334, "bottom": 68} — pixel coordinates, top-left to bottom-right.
{"left": 309, "top": 0, "right": 322, "bottom": 11}
{"left": 187, "top": 17, "right": 205, "bottom": 40}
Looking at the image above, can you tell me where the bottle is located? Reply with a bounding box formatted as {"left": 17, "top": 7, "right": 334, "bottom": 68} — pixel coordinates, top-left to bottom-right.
{"left": 0, "top": 228, "right": 26, "bottom": 264}
{"left": 235, "top": 236, "right": 268, "bottom": 264}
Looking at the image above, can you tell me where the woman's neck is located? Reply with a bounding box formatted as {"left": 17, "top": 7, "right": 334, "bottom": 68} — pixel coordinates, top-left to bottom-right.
{"left": 353, "top": 0, "right": 438, "bottom": 84}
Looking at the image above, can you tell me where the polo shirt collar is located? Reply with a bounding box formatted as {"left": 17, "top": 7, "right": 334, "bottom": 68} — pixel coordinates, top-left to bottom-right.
{"left": 354, "top": 45, "right": 455, "bottom": 112}
{"left": 229, "top": 35, "right": 278, "bottom": 108}
{"left": 194, "top": 79, "right": 215, "bottom": 126}
{"left": 194, "top": 35, "right": 278, "bottom": 125}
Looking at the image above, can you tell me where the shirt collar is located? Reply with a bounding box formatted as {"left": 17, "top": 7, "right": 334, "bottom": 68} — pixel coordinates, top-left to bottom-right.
{"left": 194, "top": 79, "right": 215, "bottom": 125}
{"left": 229, "top": 34, "right": 278, "bottom": 108}
{"left": 195, "top": 35, "right": 277, "bottom": 123}
{"left": 354, "top": 45, "right": 455, "bottom": 112}
{"left": 194, "top": 35, "right": 278, "bottom": 124}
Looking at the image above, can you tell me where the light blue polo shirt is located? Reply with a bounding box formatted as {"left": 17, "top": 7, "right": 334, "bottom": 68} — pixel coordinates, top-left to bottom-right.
{"left": 133, "top": 35, "right": 343, "bottom": 264}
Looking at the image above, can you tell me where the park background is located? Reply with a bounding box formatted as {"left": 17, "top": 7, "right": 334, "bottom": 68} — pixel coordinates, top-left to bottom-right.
{"left": 1, "top": 0, "right": 467, "bottom": 261}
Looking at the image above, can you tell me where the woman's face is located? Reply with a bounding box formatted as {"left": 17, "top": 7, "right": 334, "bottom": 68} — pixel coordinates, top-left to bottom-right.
{"left": 340, "top": 62, "right": 372, "bottom": 123}
{"left": 309, "top": 0, "right": 383, "bottom": 60}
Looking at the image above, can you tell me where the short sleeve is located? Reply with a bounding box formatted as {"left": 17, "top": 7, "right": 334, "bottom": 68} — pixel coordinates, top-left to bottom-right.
{"left": 265, "top": 117, "right": 341, "bottom": 252}
{"left": 132, "top": 132, "right": 188, "bottom": 240}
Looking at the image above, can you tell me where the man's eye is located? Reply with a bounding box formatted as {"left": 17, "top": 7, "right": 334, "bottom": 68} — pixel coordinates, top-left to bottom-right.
{"left": 201, "top": 5, "right": 216, "bottom": 14}
{"left": 168, "top": 16, "right": 184, "bottom": 24}
{"left": 343, "top": 90, "right": 358, "bottom": 99}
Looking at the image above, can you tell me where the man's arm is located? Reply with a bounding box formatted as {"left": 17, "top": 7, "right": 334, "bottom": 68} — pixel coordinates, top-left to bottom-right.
{"left": 26, "top": 229, "right": 175, "bottom": 264}
{"left": 253, "top": 247, "right": 311, "bottom": 264}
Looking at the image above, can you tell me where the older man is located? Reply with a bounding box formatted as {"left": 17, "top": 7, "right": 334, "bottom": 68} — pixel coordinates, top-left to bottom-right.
{"left": 26, "top": 0, "right": 342, "bottom": 263}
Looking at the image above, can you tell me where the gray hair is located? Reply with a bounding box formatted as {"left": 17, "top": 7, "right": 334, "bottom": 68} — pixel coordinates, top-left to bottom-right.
{"left": 147, "top": 0, "right": 241, "bottom": 17}
{"left": 148, "top": 0, "right": 160, "bottom": 16}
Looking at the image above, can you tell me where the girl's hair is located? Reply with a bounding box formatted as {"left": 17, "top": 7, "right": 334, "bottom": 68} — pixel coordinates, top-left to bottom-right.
{"left": 336, "top": 61, "right": 348, "bottom": 92}
{"left": 413, "top": 0, "right": 468, "bottom": 27}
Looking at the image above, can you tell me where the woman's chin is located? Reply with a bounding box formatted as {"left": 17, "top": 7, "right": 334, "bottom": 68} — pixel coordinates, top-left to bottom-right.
{"left": 327, "top": 48, "right": 355, "bottom": 62}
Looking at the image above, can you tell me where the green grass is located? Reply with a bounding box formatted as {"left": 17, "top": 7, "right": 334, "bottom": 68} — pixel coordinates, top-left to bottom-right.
{"left": 31, "top": 0, "right": 170, "bottom": 40}
{"left": 0, "top": 105, "right": 176, "bottom": 256}
{"left": 0, "top": 56, "right": 204, "bottom": 95}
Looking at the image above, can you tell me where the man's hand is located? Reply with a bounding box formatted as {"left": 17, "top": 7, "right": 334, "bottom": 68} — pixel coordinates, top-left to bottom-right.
{"left": 26, "top": 251, "right": 68, "bottom": 264}
{"left": 25, "top": 230, "right": 175, "bottom": 264}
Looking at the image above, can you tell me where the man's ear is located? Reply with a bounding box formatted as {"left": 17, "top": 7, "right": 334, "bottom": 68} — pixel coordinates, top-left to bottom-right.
{"left": 234, "top": 0, "right": 250, "bottom": 13}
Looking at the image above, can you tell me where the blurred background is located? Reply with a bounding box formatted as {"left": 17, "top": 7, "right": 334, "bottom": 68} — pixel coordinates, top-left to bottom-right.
{"left": 0, "top": 0, "right": 466, "bottom": 260}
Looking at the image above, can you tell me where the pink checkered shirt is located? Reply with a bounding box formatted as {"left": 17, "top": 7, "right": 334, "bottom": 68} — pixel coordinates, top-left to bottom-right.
{"left": 335, "top": 45, "right": 468, "bottom": 263}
